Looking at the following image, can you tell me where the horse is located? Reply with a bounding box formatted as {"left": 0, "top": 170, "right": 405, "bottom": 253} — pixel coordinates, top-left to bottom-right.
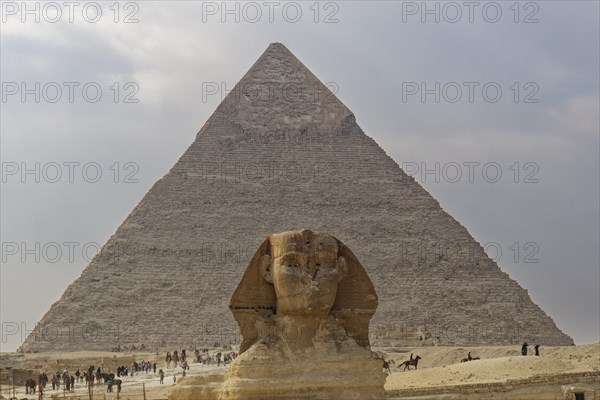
{"left": 114, "top": 379, "right": 122, "bottom": 393}
{"left": 101, "top": 373, "right": 115, "bottom": 383}
{"left": 382, "top": 358, "right": 395, "bottom": 374}
{"left": 95, "top": 371, "right": 104, "bottom": 384}
{"left": 399, "top": 355, "right": 421, "bottom": 371}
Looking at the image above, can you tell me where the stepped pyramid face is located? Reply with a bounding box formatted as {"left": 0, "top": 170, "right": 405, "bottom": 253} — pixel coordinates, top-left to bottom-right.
{"left": 20, "top": 43, "right": 572, "bottom": 352}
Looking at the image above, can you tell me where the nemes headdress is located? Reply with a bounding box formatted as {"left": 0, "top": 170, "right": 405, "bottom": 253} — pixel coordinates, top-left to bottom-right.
{"left": 230, "top": 230, "right": 378, "bottom": 353}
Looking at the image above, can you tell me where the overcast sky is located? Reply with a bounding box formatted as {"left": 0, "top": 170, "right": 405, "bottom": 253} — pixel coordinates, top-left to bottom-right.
{"left": 1, "top": 1, "right": 599, "bottom": 352}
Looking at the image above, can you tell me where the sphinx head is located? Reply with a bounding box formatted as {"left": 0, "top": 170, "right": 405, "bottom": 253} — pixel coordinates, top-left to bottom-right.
{"left": 259, "top": 230, "right": 347, "bottom": 317}
{"left": 230, "top": 230, "right": 378, "bottom": 353}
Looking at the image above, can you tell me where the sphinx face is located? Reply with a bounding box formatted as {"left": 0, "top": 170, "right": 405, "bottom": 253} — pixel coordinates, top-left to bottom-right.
{"left": 262, "top": 231, "right": 347, "bottom": 316}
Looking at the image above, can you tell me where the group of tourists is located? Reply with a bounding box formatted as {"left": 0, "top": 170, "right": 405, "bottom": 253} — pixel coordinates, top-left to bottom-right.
{"left": 521, "top": 342, "right": 541, "bottom": 356}
{"left": 165, "top": 350, "right": 185, "bottom": 367}
{"left": 116, "top": 360, "right": 157, "bottom": 377}
{"left": 25, "top": 369, "right": 78, "bottom": 398}
{"left": 190, "top": 348, "right": 238, "bottom": 367}
{"left": 22, "top": 346, "right": 239, "bottom": 397}
{"left": 24, "top": 364, "right": 116, "bottom": 398}
{"left": 50, "top": 370, "right": 76, "bottom": 391}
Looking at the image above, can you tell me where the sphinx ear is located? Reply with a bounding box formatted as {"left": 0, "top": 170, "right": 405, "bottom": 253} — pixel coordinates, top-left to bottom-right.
{"left": 260, "top": 255, "right": 273, "bottom": 283}
{"left": 337, "top": 256, "right": 348, "bottom": 282}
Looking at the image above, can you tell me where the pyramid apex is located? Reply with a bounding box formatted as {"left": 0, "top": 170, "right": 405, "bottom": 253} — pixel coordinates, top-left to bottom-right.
{"left": 204, "top": 41, "right": 352, "bottom": 136}
{"left": 262, "top": 42, "right": 293, "bottom": 56}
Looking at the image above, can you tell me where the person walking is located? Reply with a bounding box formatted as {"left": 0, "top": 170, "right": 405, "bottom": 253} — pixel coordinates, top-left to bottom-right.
{"left": 521, "top": 341, "right": 529, "bottom": 356}
{"left": 534, "top": 344, "right": 540, "bottom": 356}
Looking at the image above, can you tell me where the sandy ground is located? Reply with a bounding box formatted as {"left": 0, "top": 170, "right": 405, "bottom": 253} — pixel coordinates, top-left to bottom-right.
{"left": 0, "top": 351, "right": 229, "bottom": 399}
{"left": 381, "top": 343, "right": 600, "bottom": 390}
{"left": 1, "top": 343, "right": 598, "bottom": 399}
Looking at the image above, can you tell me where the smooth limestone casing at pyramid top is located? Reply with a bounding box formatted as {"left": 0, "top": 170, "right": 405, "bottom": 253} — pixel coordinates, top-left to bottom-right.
{"left": 19, "top": 43, "right": 573, "bottom": 352}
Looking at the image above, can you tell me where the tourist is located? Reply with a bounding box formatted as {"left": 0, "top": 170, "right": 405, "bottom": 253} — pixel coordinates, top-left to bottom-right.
{"left": 521, "top": 341, "right": 529, "bottom": 356}
{"left": 534, "top": 344, "right": 540, "bottom": 356}
{"left": 153, "top": 362, "right": 157, "bottom": 374}
{"left": 159, "top": 369, "right": 164, "bottom": 384}
{"left": 166, "top": 351, "right": 172, "bottom": 368}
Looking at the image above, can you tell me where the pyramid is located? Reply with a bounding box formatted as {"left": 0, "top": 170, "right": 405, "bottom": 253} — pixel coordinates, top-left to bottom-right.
{"left": 20, "top": 43, "right": 572, "bottom": 352}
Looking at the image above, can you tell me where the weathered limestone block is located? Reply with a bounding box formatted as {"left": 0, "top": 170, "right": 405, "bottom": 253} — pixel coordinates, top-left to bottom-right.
{"left": 168, "top": 373, "right": 225, "bottom": 400}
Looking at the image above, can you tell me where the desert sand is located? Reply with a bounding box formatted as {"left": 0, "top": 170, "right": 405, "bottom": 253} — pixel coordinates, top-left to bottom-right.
{"left": 1, "top": 343, "right": 598, "bottom": 399}
{"left": 383, "top": 343, "right": 599, "bottom": 399}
